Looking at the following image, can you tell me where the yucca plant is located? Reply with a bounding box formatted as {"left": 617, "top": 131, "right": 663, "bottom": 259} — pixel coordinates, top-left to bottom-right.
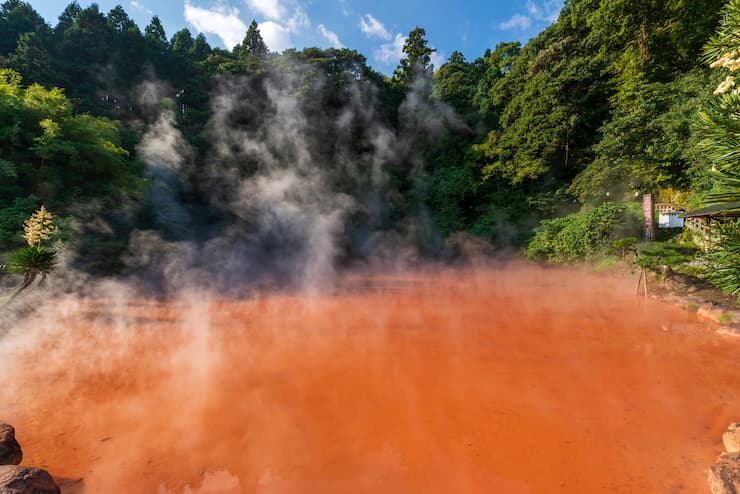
{"left": 3, "top": 206, "right": 59, "bottom": 302}
{"left": 6, "top": 245, "right": 57, "bottom": 277}
{"left": 4, "top": 246, "right": 57, "bottom": 300}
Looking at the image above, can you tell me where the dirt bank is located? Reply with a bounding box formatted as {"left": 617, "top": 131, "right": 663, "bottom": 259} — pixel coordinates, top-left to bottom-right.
{"left": 608, "top": 263, "right": 740, "bottom": 333}
{"left": 1, "top": 264, "right": 739, "bottom": 493}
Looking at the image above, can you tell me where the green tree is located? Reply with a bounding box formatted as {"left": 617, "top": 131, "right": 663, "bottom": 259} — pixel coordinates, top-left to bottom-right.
{"left": 189, "top": 33, "right": 211, "bottom": 61}
{"left": 144, "top": 15, "right": 167, "bottom": 51}
{"left": 694, "top": 0, "right": 740, "bottom": 297}
{"left": 393, "top": 27, "right": 436, "bottom": 86}
{"left": 235, "top": 20, "right": 268, "bottom": 59}
{"left": 0, "top": 69, "right": 134, "bottom": 213}
{"left": 106, "top": 4, "right": 135, "bottom": 32}
{"left": 171, "top": 28, "right": 194, "bottom": 55}
{"left": 7, "top": 31, "right": 52, "bottom": 84}
{"left": 698, "top": 0, "right": 740, "bottom": 204}
{"left": 433, "top": 51, "right": 478, "bottom": 118}
{"left": 54, "top": 1, "right": 81, "bottom": 37}
{"left": 0, "top": 0, "right": 49, "bottom": 56}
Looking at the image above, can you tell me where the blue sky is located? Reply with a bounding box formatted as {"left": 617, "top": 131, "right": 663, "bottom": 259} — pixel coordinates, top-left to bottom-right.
{"left": 33, "top": 0, "right": 563, "bottom": 73}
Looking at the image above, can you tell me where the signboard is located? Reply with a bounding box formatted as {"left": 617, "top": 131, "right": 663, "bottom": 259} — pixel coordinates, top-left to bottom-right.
{"left": 658, "top": 212, "right": 685, "bottom": 228}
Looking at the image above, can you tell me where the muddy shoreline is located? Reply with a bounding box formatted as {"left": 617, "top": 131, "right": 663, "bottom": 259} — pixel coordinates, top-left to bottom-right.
{"left": 605, "top": 264, "right": 740, "bottom": 334}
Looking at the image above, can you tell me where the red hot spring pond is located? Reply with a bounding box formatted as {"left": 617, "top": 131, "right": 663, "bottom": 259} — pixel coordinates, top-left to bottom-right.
{"left": 1, "top": 264, "right": 739, "bottom": 493}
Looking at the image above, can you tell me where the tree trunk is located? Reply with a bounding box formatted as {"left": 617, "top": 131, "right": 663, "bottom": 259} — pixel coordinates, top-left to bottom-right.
{"left": 7, "top": 269, "right": 38, "bottom": 302}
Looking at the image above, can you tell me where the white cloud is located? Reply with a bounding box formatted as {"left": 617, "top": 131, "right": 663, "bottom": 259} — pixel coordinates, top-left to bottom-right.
{"left": 130, "top": 0, "right": 153, "bottom": 14}
{"left": 245, "top": 0, "right": 285, "bottom": 21}
{"left": 430, "top": 51, "right": 444, "bottom": 70}
{"left": 184, "top": 2, "right": 247, "bottom": 49}
{"left": 359, "top": 14, "right": 391, "bottom": 40}
{"left": 374, "top": 33, "right": 405, "bottom": 64}
{"left": 499, "top": 14, "right": 532, "bottom": 31}
{"left": 259, "top": 20, "right": 292, "bottom": 51}
{"left": 498, "top": 1, "right": 562, "bottom": 32}
{"left": 286, "top": 6, "right": 310, "bottom": 31}
{"left": 318, "top": 24, "right": 343, "bottom": 49}
{"left": 239, "top": 1, "right": 310, "bottom": 53}
{"left": 526, "top": 0, "right": 562, "bottom": 22}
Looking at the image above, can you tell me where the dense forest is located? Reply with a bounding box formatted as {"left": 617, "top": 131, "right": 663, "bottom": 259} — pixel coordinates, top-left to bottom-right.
{"left": 0, "top": 0, "right": 738, "bottom": 292}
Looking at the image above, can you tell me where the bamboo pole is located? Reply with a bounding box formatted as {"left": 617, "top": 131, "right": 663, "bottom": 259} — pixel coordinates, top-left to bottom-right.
{"left": 635, "top": 267, "right": 648, "bottom": 299}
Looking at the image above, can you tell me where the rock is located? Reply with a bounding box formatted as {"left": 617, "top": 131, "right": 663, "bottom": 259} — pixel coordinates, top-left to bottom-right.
{"left": 709, "top": 452, "right": 740, "bottom": 494}
{"left": 0, "top": 425, "right": 21, "bottom": 466}
{"left": 0, "top": 465, "right": 60, "bottom": 494}
{"left": 725, "top": 424, "right": 740, "bottom": 453}
{"left": 698, "top": 305, "right": 716, "bottom": 319}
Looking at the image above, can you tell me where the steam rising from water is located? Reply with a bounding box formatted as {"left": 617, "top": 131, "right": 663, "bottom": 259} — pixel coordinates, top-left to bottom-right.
{"left": 4, "top": 62, "right": 738, "bottom": 494}
{"left": 118, "top": 67, "right": 462, "bottom": 295}
{"left": 1, "top": 266, "right": 739, "bottom": 493}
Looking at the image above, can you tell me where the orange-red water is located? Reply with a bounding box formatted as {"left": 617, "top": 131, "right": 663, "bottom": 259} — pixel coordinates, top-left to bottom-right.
{"left": 2, "top": 266, "right": 739, "bottom": 493}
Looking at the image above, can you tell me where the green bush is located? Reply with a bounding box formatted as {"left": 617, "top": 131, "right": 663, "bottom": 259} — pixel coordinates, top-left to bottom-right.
{"left": 593, "top": 255, "right": 619, "bottom": 271}
{"left": 526, "top": 202, "right": 641, "bottom": 263}
{"left": 612, "top": 237, "right": 637, "bottom": 258}
{"left": 703, "top": 220, "right": 740, "bottom": 295}
{"left": 5, "top": 245, "right": 58, "bottom": 275}
{"left": 636, "top": 242, "right": 698, "bottom": 270}
{"left": 0, "top": 196, "right": 39, "bottom": 249}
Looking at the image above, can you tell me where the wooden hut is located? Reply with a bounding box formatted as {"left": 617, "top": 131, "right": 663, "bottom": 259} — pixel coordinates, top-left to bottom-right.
{"left": 681, "top": 202, "right": 740, "bottom": 249}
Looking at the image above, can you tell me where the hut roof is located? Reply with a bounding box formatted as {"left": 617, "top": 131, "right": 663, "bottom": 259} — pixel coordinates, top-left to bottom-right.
{"left": 680, "top": 202, "right": 740, "bottom": 218}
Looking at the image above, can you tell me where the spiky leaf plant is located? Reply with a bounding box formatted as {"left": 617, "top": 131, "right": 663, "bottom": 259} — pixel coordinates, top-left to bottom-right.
{"left": 703, "top": 220, "right": 740, "bottom": 295}
{"left": 695, "top": 2, "right": 740, "bottom": 299}
{"left": 5, "top": 246, "right": 57, "bottom": 276}
{"left": 2, "top": 206, "right": 59, "bottom": 302}
{"left": 699, "top": 0, "right": 740, "bottom": 204}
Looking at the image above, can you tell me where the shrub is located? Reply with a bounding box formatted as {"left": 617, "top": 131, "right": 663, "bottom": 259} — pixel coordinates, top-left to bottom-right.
{"left": 5, "top": 245, "right": 57, "bottom": 276}
{"left": 0, "top": 196, "right": 39, "bottom": 249}
{"left": 703, "top": 220, "right": 740, "bottom": 295}
{"left": 526, "top": 202, "right": 641, "bottom": 263}
{"left": 635, "top": 243, "right": 697, "bottom": 270}
{"left": 612, "top": 237, "right": 637, "bottom": 258}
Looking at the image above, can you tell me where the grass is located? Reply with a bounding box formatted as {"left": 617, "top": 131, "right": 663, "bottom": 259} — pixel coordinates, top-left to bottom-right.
{"left": 592, "top": 255, "right": 619, "bottom": 271}
{"left": 718, "top": 313, "right": 734, "bottom": 324}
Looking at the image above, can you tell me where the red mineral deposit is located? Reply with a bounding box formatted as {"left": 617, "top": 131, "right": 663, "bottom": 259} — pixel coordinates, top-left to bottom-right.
{"left": 2, "top": 265, "right": 738, "bottom": 493}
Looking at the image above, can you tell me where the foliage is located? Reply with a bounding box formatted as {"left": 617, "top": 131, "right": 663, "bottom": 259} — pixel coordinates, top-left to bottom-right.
{"left": 703, "top": 220, "right": 740, "bottom": 295}
{"left": 5, "top": 244, "right": 56, "bottom": 274}
{"left": 432, "top": 51, "right": 479, "bottom": 118}
{"left": 393, "top": 27, "right": 436, "bottom": 86}
{"left": 634, "top": 242, "right": 697, "bottom": 270}
{"left": 235, "top": 20, "right": 268, "bottom": 59}
{"left": 0, "top": 196, "right": 36, "bottom": 248}
{"left": 612, "top": 237, "right": 637, "bottom": 258}
{"left": 526, "top": 202, "right": 641, "bottom": 263}
{"left": 0, "top": 0, "right": 733, "bottom": 274}
{"left": 0, "top": 69, "right": 134, "bottom": 210}
{"left": 696, "top": 0, "right": 740, "bottom": 204}
{"left": 2, "top": 205, "right": 60, "bottom": 300}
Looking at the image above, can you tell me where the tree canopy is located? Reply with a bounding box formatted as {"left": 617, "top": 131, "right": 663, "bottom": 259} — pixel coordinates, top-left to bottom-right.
{"left": 0, "top": 0, "right": 733, "bottom": 272}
